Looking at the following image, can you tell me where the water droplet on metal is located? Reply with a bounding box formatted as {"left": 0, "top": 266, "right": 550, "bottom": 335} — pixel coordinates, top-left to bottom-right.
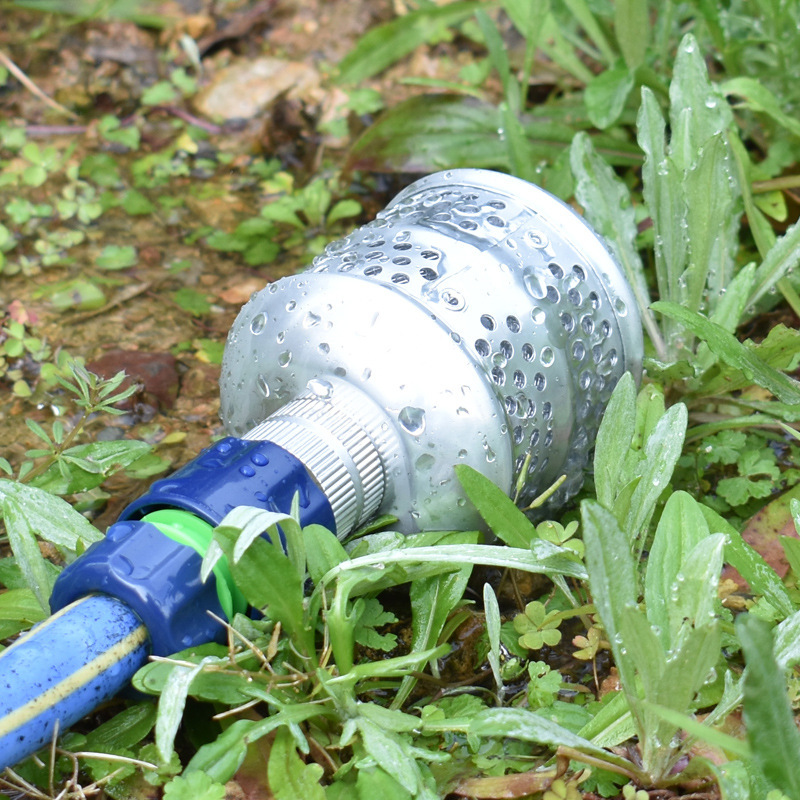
{"left": 250, "top": 313, "right": 267, "bottom": 334}
{"left": 308, "top": 378, "right": 333, "bottom": 399}
{"left": 398, "top": 406, "right": 426, "bottom": 435}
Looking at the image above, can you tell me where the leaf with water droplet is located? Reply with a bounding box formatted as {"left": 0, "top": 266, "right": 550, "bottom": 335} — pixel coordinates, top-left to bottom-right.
{"left": 653, "top": 301, "right": 800, "bottom": 404}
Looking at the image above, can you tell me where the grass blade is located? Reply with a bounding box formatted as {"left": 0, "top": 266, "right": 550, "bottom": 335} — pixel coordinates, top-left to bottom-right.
{"left": 336, "top": 1, "right": 487, "bottom": 84}
{"left": 737, "top": 613, "right": 800, "bottom": 797}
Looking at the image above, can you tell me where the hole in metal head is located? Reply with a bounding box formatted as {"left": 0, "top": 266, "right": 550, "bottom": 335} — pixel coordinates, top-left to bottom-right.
{"left": 480, "top": 314, "right": 496, "bottom": 331}
{"left": 506, "top": 315, "right": 520, "bottom": 333}
{"left": 420, "top": 267, "right": 438, "bottom": 281}
{"left": 475, "top": 339, "right": 490, "bottom": 357}
{"left": 391, "top": 273, "right": 410, "bottom": 284}
{"left": 364, "top": 265, "right": 382, "bottom": 277}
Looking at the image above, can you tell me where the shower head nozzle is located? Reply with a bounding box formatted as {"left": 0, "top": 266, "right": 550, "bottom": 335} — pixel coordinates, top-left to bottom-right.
{"left": 220, "top": 169, "right": 643, "bottom": 535}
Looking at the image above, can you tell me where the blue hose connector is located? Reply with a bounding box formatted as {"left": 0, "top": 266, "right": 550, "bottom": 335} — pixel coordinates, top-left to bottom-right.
{"left": 119, "top": 436, "right": 336, "bottom": 531}
{"left": 1, "top": 437, "right": 334, "bottom": 770}
{"left": 50, "top": 437, "right": 335, "bottom": 655}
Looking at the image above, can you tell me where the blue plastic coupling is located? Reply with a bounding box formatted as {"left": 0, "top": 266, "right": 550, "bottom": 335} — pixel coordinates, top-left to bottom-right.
{"left": 50, "top": 437, "right": 335, "bottom": 656}
{"left": 0, "top": 595, "right": 148, "bottom": 771}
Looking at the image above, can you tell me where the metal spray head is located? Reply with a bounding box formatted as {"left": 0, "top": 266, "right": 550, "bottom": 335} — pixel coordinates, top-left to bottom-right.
{"left": 220, "top": 169, "right": 643, "bottom": 537}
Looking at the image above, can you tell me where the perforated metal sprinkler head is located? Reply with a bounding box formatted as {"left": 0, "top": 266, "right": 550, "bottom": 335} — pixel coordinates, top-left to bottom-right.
{"left": 220, "top": 168, "right": 643, "bottom": 535}
{"left": 0, "top": 169, "right": 642, "bottom": 771}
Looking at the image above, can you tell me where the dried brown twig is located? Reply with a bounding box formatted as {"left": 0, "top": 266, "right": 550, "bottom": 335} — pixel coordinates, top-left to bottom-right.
{"left": 0, "top": 49, "right": 78, "bottom": 119}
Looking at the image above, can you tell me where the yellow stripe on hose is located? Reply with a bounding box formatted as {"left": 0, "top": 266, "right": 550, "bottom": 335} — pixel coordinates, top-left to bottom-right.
{"left": 0, "top": 623, "right": 149, "bottom": 739}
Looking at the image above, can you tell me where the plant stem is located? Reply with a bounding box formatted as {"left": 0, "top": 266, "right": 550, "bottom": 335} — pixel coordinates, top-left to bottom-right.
{"left": 752, "top": 175, "right": 800, "bottom": 194}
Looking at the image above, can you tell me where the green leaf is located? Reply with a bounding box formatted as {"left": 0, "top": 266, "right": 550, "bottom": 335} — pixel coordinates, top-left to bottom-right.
{"left": 624, "top": 401, "right": 687, "bottom": 547}
{"left": 581, "top": 500, "right": 638, "bottom": 698}
{"left": 483, "top": 583, "right": 503, "bottom": 688}
{"left": 683, "top": 133, "right": 740, "bottom": 311}
{"left": 722, "top": 77, "right": 800, "bottom": 140}
{"left": 324, "top": 542, "right": 586, "bottom": 589}
{"left": 304, "top": 523, "right": 348, "bottom": 584}
{"left": 156, "top": 659, "right": 207, "bottom": 762}
{"left": 30, "top": 440, "right": 151, "bottom": 494}
{"left": 559, "top": 0, "right": 615, "bottom": 65}
{"left": 84, "top": 702, "right": 156, "bottom": 752}
{"left": 95, "top": 244, "right": 138, "bottom": 270}
{"left": 208, "top": 523, "right": 310, "bottom": 653}
{"left": 470, "top": 707, "right": 634, "bottom": 773}
{"left": 134, "top": 643, "right": 253, "bottom": 705}
{"left": 99, "top": 114, "right": 141, "bottom": 149}
{"left": 356, "top": 718, "right": 421, "bottom": 795}
{"left": 357, "top": 702, "right": 421, "bottom": 733}
{"left": 163, "top": 772, "right": 226, "bottom": 800}
{"left": 347, "top": 94, "right": 506, "bottom": 174}
{"left": 652, "top": 301, "right": 800, "bottom": 404}
{"left": 3, "top": 481, "right": 104, "bottom": 559}
{"left": 267, "top": 726, "right": 325, "bottom": 800}
{"left": 737, "top": 613, "right": 800, "bottom": 798}
{"left": 585, "top": 65, "right": 634, "bottom": 129}
{"left": 570, "top": 131, "right": 662, "bottom": 355}
{"left": 455, "top": 463, "right": 537, "bottom": 547}
{"left": 667, "top": 533, "right": 725, "bottom": 640}
{"left": 748, "top": 216, "right": 800, "bottom": 307}
{"left": 593, "top": 371, "right": 636, "bottom": 510}
{"left": 700, "top": 504, "right": 794, "bottom": 618}
{"left": 353, "top": 597, "right": 398, "bottom": 651}
{"left": 614, "top": 0, "right": 648, "bottom": 69}
{"left": 142, "top": 80, "right": 179, "bottom": 106}
{"left": 668, "top": 35, "right": 733, "bottom": 173}
{"left": 122, "top": 189, "right": 156, "bottom": 215}
{"left": 336, "top": 1, "right": 486, "bottom": 84}
{"left": 644, "top": 491, "right": 711, "bottom": 649}
{"left": 774, "top": 606, "right": 800, "bottom": 671}
{"left": 172, "top": 287, "right": 211, "bottom": 317}
{"left": 48, "top": 279, "right": 106, "bottom": 312}
{"left": 184, "top": 719, "right": 256, "bottom": 783}
{"left": 326, "top": 198, "right": 361, "bottom": 226}
{"left": 0, "top": 587, "right": 48, "bottom": 638}
{"left": 644, "top": 703, "right": 751, "bottom": 759}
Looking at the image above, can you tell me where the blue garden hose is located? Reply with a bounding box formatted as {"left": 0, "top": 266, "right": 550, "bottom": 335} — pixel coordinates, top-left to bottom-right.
{"left": 0, "top": 595, "right": 149, "bottom": 769}
{"left": 0, "top": 437, "right": 334, "bottom": 770}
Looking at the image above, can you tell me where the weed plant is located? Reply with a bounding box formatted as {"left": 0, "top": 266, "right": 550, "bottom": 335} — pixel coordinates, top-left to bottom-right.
{"left": 4, "top": 1, "right": 800, "bottom": 799}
